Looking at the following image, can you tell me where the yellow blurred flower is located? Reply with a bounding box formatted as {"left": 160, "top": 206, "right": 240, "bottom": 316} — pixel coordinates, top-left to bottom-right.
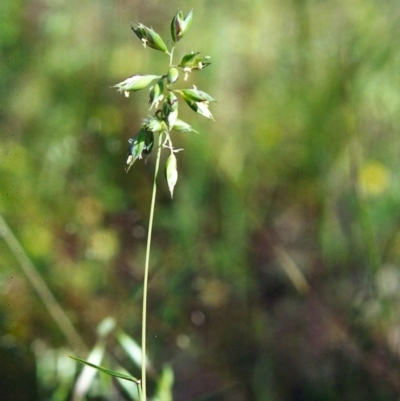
{"left": 358, "top": 161, "right": 390, "bottom": 196}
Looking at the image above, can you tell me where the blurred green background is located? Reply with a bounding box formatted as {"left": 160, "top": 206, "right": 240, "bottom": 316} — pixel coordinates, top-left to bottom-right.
{"left": 2, "top": 0, "right": 400, "bottom": 400}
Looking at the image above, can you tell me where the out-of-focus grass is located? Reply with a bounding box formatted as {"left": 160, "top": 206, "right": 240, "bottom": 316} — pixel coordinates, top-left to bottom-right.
{"left": 1, "top": 0, "right": 400, "bottom": 400}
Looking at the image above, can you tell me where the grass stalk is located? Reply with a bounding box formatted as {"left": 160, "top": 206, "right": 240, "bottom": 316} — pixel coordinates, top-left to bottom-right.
{"left": 0, "top": 213, "right": 87, "bottom": 353}
{"left": 141, "top": 131, "right": 164, "bottom": 401}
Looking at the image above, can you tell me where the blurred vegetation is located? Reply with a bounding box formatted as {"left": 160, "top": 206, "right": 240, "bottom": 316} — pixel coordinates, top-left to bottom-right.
{"left": 2, "top": 0, "right": 400, "bottom": 400}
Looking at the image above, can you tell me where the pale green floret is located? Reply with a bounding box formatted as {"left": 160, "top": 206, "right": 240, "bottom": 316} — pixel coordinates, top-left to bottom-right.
{"left": 165, "top": 153, "right": 178, "bottom": 198}
{"left": 131, "top": 23, "right": 169, "bottom": 53}
{"left": 114, "top": 75, "right": 161, "bottom": 96}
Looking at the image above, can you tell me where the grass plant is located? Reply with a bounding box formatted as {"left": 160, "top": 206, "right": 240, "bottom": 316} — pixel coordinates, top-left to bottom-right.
{"left": 70, "top": 9, "right": 215, "bottom": 400}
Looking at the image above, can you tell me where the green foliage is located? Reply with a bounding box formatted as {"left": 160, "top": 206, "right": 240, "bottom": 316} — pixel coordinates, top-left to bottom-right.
{"left": 65, "top": 318, "right": 174, "bottom": 401}
{"left": 2, "top": 1, "right": 400, "bottom": 400}
{"left": 69, "top": 355, "right": 140, "bottom": 384}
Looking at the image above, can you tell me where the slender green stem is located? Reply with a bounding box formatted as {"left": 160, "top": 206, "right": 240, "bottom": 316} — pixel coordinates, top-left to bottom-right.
{"left": 141, "top": 131, "right": 164, "bottom": 401}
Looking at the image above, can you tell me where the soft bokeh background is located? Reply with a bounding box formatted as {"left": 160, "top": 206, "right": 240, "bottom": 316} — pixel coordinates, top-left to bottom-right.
{"left": 2, "top": 0, "right": 400, "bottom": 400}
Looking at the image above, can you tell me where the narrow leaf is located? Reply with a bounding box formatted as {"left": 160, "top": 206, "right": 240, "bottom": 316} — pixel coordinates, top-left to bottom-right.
{"left": 71, "top": 343, "right": 105, "bottom": 400}
{"left": 69, "top": 355, "right": 140, "bottom": 384}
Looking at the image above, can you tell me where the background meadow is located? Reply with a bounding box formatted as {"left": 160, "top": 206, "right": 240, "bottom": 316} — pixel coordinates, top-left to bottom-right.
{"left": 1, "top": 0, "right": 400, "bottom": 400}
